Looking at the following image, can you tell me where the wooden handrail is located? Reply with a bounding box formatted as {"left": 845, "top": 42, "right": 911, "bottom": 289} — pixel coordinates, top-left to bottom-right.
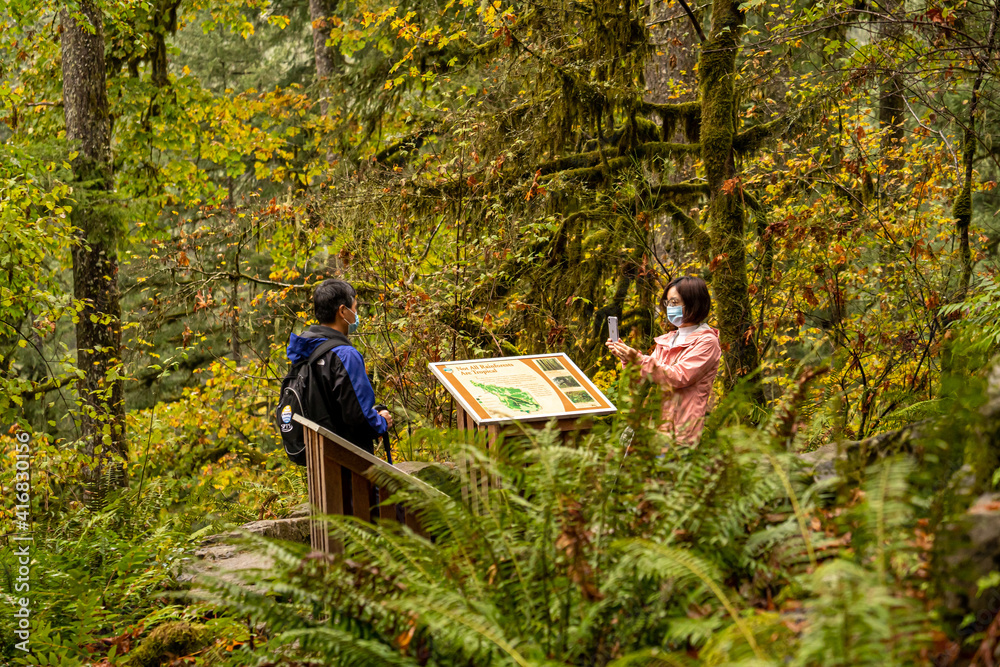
{"left": 293, "top": 414, "right": 446, "bottom": 498}
{"left": 294, "top": 414, "right": 440, "bottom": 552}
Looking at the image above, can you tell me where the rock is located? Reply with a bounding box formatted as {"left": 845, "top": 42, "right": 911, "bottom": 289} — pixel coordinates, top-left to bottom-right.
{"left": 986, "top": 362, "right": 1000, "bottom": 419}
{"left": 237, "top": 517, "right": 310, "bottom": 543}
{"left": 201, "top": 516, "right": 311, "bottom": 545}
{"left": 798, "top": 420, "right": 935, "bottom": 483}
{"left": 396, "top": 461, "right": 435, "bottom": 476}
{"left": 178, "top": 516, "right": 310, "bottom": 594}
{"left": 288, "top": 501, "right": 311, "bottom": 518}
{"left": 177, "top": 540, "right": 276, "bottom": 592}
{"left": 125, "top": 621, "right": 213, "bottom": 667}
{"left": 800, "top": 442, "right": 838, "bottom": 481}
{"left": 397, "top": 460, "right": 460, "bottom": 494}
{"left": 935, "top": 492, "right": 1000, "bottom": 636}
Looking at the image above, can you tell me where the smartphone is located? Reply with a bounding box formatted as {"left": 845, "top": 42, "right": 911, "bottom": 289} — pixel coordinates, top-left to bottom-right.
{"left": 608, "top": 316, "right": 619, "bottom": 343}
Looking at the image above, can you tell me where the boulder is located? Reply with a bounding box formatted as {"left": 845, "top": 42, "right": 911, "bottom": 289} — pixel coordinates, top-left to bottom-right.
{"left": 936, "top": 492, "right": 1000, "bottom": 636}
{"left": 288, "top": 500, "right": 310, "bottom": 518}
{"left": 201, "top": 516, "right": 310, "bottom": 545}
{"left": 237, "top": 516, "right": 310, "bottom": 543}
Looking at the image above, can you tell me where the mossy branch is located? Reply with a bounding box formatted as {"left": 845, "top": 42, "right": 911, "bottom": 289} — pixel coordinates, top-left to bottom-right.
{"left": 732, "top": 113, "right": 809, "bottom": 155}
{"left": 467, "top": 211, "right": 596, "bottom": 304}
{"left": 649, "top": 180, "right": 711, "bottom": 197}
{"left": 374, "top": 129, "right": 436, "bottom": 164}
{"left": 639, "top": 100, "right": 701, "bottom": 142}
{"left": 663, "top": 201, "right": 710, "bottom": 262}
{"left": 219, "top": 271, "right": 382, "bottom": 297}
{"left": 638, "top": 100, "right": 701, "bottom": 117}
{"left": 581, "top": 117, "right": 662, "bottom": 152}
{"left": 14, "top": 375, "right": 79, "bottom": 400}
{"left": 537, "top": 141, "right": 699, "bottom": 179}
{"left": 541, "top": 145, "right": 702, "bottom": 186}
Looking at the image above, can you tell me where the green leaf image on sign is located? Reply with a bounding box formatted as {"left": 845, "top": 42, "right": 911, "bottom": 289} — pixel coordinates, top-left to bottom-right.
{"left": 470, "top": 381, "right": 543, "bottom": 413}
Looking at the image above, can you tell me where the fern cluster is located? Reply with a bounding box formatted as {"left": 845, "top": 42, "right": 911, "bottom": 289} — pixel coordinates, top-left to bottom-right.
{"left": 192, "top": 377, "right": 949, "bottom": 666}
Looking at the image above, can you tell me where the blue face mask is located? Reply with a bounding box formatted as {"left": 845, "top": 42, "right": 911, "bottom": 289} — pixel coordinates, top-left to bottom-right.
{"left": 345, "top": 307, "right": 360, "bottom": 334}
{"left": 666, "top": 306, "right": 685, "bottom": 327}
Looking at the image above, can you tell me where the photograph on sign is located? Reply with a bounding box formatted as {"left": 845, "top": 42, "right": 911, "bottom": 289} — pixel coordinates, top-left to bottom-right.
{"left": 429, "top": 353, "right": 616, "bottom": 425}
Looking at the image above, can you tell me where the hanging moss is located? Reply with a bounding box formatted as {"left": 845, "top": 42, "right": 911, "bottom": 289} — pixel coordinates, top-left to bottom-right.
{"left": 663, "top": 201, "right": 710, "bottom": 262}
{"left": 583, "top": 228, "right": 611, "bottom": 251}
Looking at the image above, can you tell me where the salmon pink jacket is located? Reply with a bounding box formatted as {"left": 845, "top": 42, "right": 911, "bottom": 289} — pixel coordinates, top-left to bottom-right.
{"left": 631, "top": 325, "right": 721, "bottom": 444}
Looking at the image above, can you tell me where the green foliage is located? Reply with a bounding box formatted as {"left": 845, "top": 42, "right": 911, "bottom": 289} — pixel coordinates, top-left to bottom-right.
{"left": 191, "top": 391, "right": 955, "bottom": 666}
{"left": 940, "top": 275, "right": 1000, "bottom": 356}
{"left": 0, "top": 489, "right": 194, "bottom": 664}
{"left": 3, "top": 0, "right": 1000, "bottom": 663}
{"left": 0, "top": 143, "right": 78, "bottom": 423}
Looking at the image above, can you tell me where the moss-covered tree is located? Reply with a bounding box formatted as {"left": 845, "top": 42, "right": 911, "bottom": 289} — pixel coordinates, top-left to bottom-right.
{"left": 61, "top": 1, "right": 126, "bottom": 483}
{"left": 308, "top": 0, "right": 797, "bottom": 399}
{"left": 698, "top": 0, "right": 758, "bottom": 389}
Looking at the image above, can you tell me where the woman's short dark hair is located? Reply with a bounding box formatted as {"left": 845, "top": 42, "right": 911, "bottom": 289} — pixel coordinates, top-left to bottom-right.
{"left": 661, "top": 276, "right": 711, "bottom": 324}
{"left": 314, "top": 279, "right": 356, "bottom": 324}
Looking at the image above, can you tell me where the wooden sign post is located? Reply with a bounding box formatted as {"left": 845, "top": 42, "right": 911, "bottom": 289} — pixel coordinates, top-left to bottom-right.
{"left": 430, "top": 353, "right": 616, "bottom": 509}
{"left": 430, "top": 353, "right": 616, "bottom": 439}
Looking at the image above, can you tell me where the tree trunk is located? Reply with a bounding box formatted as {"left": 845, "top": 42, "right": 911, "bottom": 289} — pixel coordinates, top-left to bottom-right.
{"left": 956, "top": 134, "right": 976, "bottom": 295}
{"left": 62, "top": 2, "right": 127, "bottom": 488}
{"left": 878, "top": 0, "right": 905, "bottom": 175}
{"left": 955, "top": 0, "right": 1000, "bottom": 294}
{"left": 309, "top": 0, "right": 341, "bottom": 117}
{"left": 227, "top": 178, "right": 241, "bottom": 363}
{"left": 700, "top": 0, "right": 758, "bottom": 391}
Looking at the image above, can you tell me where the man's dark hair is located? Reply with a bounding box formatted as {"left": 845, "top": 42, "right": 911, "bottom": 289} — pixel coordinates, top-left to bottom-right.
{"left": 314, "top": 279, "right": 356, "bottom": 324}
{"left": 661, "top": 276, "right": 711, "bottom": 324}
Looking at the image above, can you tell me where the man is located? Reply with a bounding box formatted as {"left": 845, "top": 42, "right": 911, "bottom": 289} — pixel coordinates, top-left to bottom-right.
{"left": 285, "top": 279, "right": 392, "bottom": 454}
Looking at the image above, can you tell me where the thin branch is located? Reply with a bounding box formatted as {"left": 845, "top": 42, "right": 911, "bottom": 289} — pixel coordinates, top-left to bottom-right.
{"left": 902, "top": 97, "right": 959, "bottom": 180}
{"left": 676, "top": 0, "right": 706, "bottom": 42}
{"left": 14, "top": 375, "right": 79, "bottom": 400}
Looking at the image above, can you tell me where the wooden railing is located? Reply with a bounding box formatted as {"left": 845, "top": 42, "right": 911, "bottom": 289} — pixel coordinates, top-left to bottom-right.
{"left": 295, "top": 414, "right": 440, "bottom": 553}
{"left": 296, "top": 412, "right": 595, "bottom": 553}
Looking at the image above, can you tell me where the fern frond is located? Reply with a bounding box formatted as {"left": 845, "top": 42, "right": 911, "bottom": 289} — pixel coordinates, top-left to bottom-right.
{"left": 607, "top": 647, "right": 698, "bottom": 666}
{"left": 616, "top": 540, "right": 767, "bottom": 662}
{"left": 278, "top": 626, "right": 420, "bottom": 666}
{"left": 388, "top": 593, "right": 537, "bottom": 667}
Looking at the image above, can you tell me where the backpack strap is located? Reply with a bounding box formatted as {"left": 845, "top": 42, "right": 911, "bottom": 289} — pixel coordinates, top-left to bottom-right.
{"left": 305, "top": 338, "right": 342, "bottom": 366}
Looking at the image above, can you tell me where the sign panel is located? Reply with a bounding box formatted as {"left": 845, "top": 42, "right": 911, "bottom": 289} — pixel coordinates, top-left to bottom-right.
{"left": 429, "top": 353, "right": 617, "bottom": 425}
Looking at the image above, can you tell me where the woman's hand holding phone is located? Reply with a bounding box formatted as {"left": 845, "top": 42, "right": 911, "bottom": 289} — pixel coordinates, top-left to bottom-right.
{"left": 606, "top": 339, "right": 639, "bottom": 363}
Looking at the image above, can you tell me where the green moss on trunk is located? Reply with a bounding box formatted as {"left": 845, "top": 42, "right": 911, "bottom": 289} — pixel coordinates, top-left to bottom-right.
{"left": 699, "top": 0, "right": 760, "bottom": 392}
{"left": 954, "top": 129, "right": 975, "bottom": 293}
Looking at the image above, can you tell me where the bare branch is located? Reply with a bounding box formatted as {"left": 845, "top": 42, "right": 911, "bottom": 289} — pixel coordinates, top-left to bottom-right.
{"left": 676, "top": 0, "right": 707, "bottom": 43}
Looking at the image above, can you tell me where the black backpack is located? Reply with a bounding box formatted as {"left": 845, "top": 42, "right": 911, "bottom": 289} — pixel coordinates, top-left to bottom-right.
{"left": 275, "top": 339, "right": 340, "bottom": 466}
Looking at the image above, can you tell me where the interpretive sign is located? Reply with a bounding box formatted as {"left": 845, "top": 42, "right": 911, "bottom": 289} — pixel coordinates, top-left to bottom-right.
{"left": 429, "top": 353, "right": 616, "bottom": 425}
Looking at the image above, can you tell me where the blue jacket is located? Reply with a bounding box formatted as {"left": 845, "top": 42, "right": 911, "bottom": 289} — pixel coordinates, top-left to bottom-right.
{"left": 286, "top": 325, "right": 387, "bottom": 453}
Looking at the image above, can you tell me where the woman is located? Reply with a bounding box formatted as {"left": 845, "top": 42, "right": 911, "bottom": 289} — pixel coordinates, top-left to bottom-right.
{"left": 606, "top": 276, "right": 722, "bottom": 444}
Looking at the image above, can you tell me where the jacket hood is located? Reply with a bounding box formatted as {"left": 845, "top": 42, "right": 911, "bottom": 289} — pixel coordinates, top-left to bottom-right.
{"left": 286, "top": 325, "right": 348, "bottom": 364}
{"left": 654, "top": 325, "right": 720, "bottom": 346}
